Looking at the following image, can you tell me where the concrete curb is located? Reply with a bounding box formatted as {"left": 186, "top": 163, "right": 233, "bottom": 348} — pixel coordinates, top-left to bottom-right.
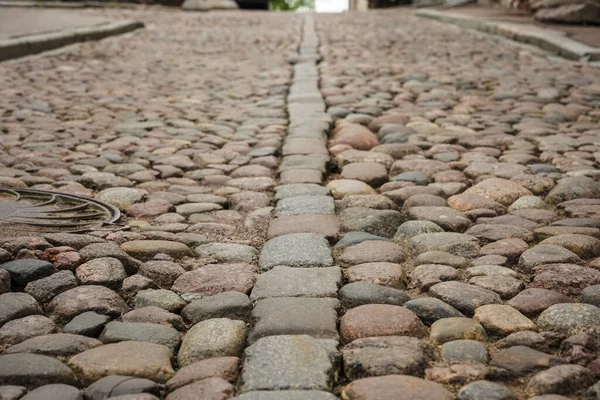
{"left": 0, "top": 20, "right": 144, "bottom": 62}
{"left": 0, "top": 1, "right": 141, "bottom": 8}
{"left": 415, "top": 9, "right": 600, "bottom": 61}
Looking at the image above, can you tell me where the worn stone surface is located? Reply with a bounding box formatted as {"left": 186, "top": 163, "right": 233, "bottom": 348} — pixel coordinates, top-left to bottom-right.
{"left": 0, "top": 353, "right": 77, "bottom": 389}
{"left": 342, "top": 336, "right": 431, "bottom": 379}
{"left": 239, "top": 335, "right": 338, "bottom": 392}
{"left": 2, "top": 8, "right": 600, "bottom": 398}
{"left": 68, "top": 341, "right": 175, "bottom": 385}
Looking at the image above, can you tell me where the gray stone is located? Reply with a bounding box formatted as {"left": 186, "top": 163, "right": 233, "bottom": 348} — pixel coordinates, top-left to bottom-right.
{"left": 250, "top": 297, "right": 339, "bottom": 344}
{"left": 5, "top": 333, "right": 101, "bottom": 357}
{"left": 0, "top": 259, "right": 55, "bottom": 288}
{"left": 47, "top": 286, "right": 128, "bottom": 323}
{"left": 99, "top": 321, "right": 180, "bottom": 350}
{"left": 80, "top": 243, "right": 142, "bottom": 274}
{"left": 490, "top": 346, "right": 564, "bottom": 375}
{"left": 24, "top": 270, "right": 77, "bottom": 304}
{"left": 581, "top": 285, "right": 600, "bottom": 307}
{"left": 68, "top": 341, "right": 175, "bottom": 385}
{"left": 410, "top": 264, "right": 458, "bottom": 291}
{"left": 233, "top": 391, "right": 338, "bottom": 400}
{"left": 537, "top": 303, "right": 600, "bottom": 335}
{"left": 84, "top": 375, "right": 160, "bottom": 399}
{"left": 339, "top": 282, "right": 409, "bottom": 309}
{"left": 121, "top": 241, "right": 193, "bottom": 262}
{"left": 178, "top": 319, "right": 247, "bottom": 367}
{"left": 429, "top": 282, "right": 502, "bottom": 316}
{"left": 465, "top": 224, "right": 535, "bottom": 243}
{"left": 138, "top": 261, "right": 186, "bottom": 289}
{"left": 518, "top": 244, "right": 582, "bottom": 274}
{"left": 75, "top": 257, "right": 127, "bottom": 289}
{"left": 0, "top": 315, "right": 56, "bottom": 345}
{"left": 430, "top": 317, "right": 487, "bottom": 345}
{"left": 250, "top": 266, "right": 341, "bottom": 300}
{"left": 275, "top": 196, "right": 335, "bottom": 216}
{"left": 95, "top": 187, "right": 145, "bottom": 210}
{"left": 0, "top": 386, "right": 26, "bottom": 400}
{"left": 394, "top": 220, "right": 444, "bottom": 240}
{"left": 274, "top": 184, "right": 330, "bottom": 200}
{"left": 342, "top": 336, "right": 431, "bottom": 379}
{"left": 0, "top": 293, "right": 42, "bottom": 327}
{"left": 497, "top": 331, "right": 547, "bottom": 351}
{"left": 259, "top": 233, "right": 333, "bottom": 271}
{"left": 334, "top": 232, "right": 391, "bottom": 248}
{"left": 339, "top": 207, "right": 403, "bottom": 238}
{"left": 121, "top": 307, "right": 185, "bottom": 331}
{"left": 408, "top": 206, "right": 472, "bottom": 232}
{"left": 410, "top": 233, "right": 480, "bottom": 258}
{"left": 239, "top": 335, "right": 338, "bottom": 392}
{"left": 458, "top": 380, "right": 515, "bottom": 400}
{"left": 545, "top": 176, "right": 600, "bottom": 205}
{"left": 195, "top": 243, "right": 258, "bottom": 264}
{"left": 404, "top": 297, "right": 465, "bottom": 325}
{"left": 0, "top": 354, "right": 76, "bottom": 389}
{"left": 415, "top": 251, "right": 470, "bottom": 268}
{"left": 63, "top": 312, "right": 110, "bottom": 337}
{"left": 135, "top": 289, "right": 186, "bottom": 313}
{"left": 526, "top": 364, "right": 594, "bottom": 396}
{"left": 469, "top": 275, "right": 525, "bottom": 300}
{"left": 441, "top": 340, "right": 489, "bottom": 364}
{"left": 182, "top": 292, "right": 252, "bottom": 324}
{"left": 20, "top": 384, "right": 80, "bottom": 400}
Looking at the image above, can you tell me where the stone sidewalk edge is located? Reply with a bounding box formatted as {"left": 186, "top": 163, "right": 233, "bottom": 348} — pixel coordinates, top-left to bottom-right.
{"left": 0, "top": 19, "right": 144, "bottom": 62}
{"left": 415, "top": 9, "right": 600, "bottom": 62}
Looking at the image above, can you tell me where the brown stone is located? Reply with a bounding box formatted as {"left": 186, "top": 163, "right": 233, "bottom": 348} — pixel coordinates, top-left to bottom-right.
{"left": 346, "top": 262, "right": 405, "bottom": 288}
{"left": 341, "top": 163, "right": 388, "bottom": 187}
{"left": 448, "top": 193, "right": 507, "bottom": 214}
{"left": 531, "top": 263, "right": 600, "bottom": 296}
{"left": 128, "top": 200, "right": 175, "bottom": 218}
{"left": 267, "top": 215, "right": 340, "bottom": 239}
{"left": 339, "top": 241, "right": 406, "bottom": 265}
{"left": 166, "top": 357, "right": 240, "bottom": 390}
{"left": 340, "top": 304, "right": 426, "bottom": 343}
{"left": 424, "top": 363, "right": 490, "bottom": 385}
{"left": 332, "top": 123, "right": 380, "bottom": 151}
{"left": 490, "top": 346, "right": 565, "bottom": 375}
{"left": 171, "top": 263, "right": 257, "bottom": 296}
{"left": 474, "top": 305, "right": 537, "bottom": 336}
{"left": 165, "top": 377, "right": 234, "bottom": 400}
{"left": 465, "top": 178, "right": 532, "bottom": 206}
{"left": 480, "top": 238, "right": 529, "bottom": 262}
{"left": 507, "top": 288, "right": 573, "bottom": 317}
{"left": 47, "top": 285, "right": 128, "bottom": 323}
{"left": 342, "top": 375, "right": 453, "bottom": 400}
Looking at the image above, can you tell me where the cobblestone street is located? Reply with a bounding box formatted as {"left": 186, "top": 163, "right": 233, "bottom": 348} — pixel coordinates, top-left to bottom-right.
{"left": 1, "top": 7, "right": 600, "bottom": 400}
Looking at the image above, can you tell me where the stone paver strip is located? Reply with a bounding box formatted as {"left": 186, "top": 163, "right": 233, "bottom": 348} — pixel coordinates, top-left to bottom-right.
{"left": 1, "top": 5, "right": 600, "bottom": 399}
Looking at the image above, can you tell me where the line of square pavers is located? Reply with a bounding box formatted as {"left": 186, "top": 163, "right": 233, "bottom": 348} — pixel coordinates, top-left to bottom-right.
{"left": 235, "top": 15, "right": 341, "bottom": 400}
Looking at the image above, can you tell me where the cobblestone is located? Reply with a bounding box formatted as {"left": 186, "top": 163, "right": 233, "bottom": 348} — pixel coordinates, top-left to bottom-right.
{"left": 1, "top": 5, "right": 600, "bottom": 398}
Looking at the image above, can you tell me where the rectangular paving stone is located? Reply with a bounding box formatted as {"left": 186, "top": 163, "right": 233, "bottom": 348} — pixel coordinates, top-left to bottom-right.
{"left": 274, "top": 184, "right": 331, "bottom": 200}
{"left": 267, "top": 215, "right": 340, "bottom": 239}
{"left": 274, "top": 196, "right": 335, "bottom": 216}
{"left": 250, "top": 266, "right": 341, "bottom": 301}
{"left": 282, "top": 138, "right": 328, "bottom": 156}
{"left": 279, "top": 169, "right": 323, "bottom": 185}
{"left": 239, "top": 335, "right": 339, "bottom": 392}
{"left": 259, "top": 233, "right": 334, "bottom": 271}
{"left": 249, "top": 297, "right": 339, "bottom": 344}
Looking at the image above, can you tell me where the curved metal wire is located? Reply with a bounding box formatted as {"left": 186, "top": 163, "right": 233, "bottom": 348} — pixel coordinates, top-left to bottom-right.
{"left": 0, "top": 188, "right": 122, "bottom": 233}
